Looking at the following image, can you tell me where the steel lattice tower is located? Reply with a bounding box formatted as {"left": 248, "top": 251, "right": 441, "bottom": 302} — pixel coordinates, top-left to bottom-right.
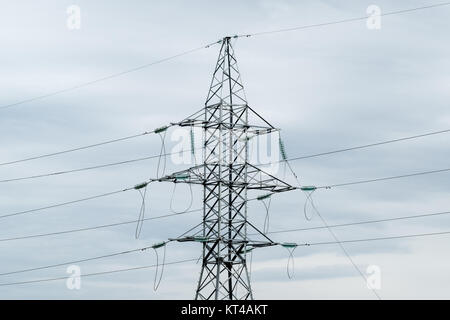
{"left": 159, "top": 37, "right": 295, "bottom": 300}
{"left": 198, "top": 36, "right": 253, "bottom": 300}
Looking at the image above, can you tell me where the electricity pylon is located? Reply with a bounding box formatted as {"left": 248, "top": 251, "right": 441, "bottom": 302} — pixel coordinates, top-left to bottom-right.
{"left": 158, "top": 36, "right": 296, "bottom": 300}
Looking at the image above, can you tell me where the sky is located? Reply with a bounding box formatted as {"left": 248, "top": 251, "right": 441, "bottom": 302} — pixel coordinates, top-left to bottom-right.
{"left": 1, "top": 0, "right": 450, "bottom": 299}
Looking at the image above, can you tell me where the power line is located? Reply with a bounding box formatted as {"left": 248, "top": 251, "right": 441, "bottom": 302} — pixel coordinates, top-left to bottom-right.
{"left": 2, "top": 125, "right": 450, "bottom": 184}
{"left": 268, "top": 128, "right": 450, "bottom": 164}
{"left": 0, "top": 161, "right": 448, "bottom": 234}
{"left": 5, "top": 228, "right": 450, "bottom": 286}
{"left": 0, "top": 194, "right": 263, "bottom": 242}
{"left": 0, "top": 198, "right": 268, "bottom": 242}
{"left": 5, "top": 205, "right": 450, "bottom": 244}
{"left": 0, "top": 246, "right": 155, "bottom": 277}
{"left": 0, "top": 129, "right": 163, "bottom": 167}
{"left": 3, "top": 4, "right": 450, "bottom": 297}
{"left": 280, "top": 143, "right": 381, "bottom": 299}
{"left": 0, "top": 148, "right": 201, "bottom": 184}
{"left": 266, "top": 210, "right": 450, "bottom": 235}
{"left": 313, "top": 203, "right": 381, "bottom": 300}
{"left": 0, "top": 186, "right": 134, "bottom": 220}
{"left": 0, "top": 183, "right": 260, "bottom": 228}
{"left": 0, "top": 42, "right": 219, "bottom": 111}
{"left": 237, "top": 2, "right": 450, "bottom": 38}
{"left": 0, "top": 258, "right": 197, "bottom": 287}
{"left": 2, "top": 2, "right": 447, "bottom": 113}
{"left": 318, "top": 167, "right": 450, "bottom": 189}
{"left": 0, "top": 209, "right": 202, "bottom": 243}
{"left": 301, "top": 229, "right": 450, "bottom": 247}
{"left": 0, "top": 108, "right": 205, "bottom": 168}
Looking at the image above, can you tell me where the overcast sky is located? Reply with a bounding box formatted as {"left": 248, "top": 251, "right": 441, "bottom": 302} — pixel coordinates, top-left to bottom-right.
{"left": 1, "top": 0, "right": 450, "bottom": 299}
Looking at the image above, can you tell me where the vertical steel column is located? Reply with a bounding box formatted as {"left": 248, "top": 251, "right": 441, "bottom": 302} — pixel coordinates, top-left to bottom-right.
{"left": 195, "top": 37, "right": 252, "bottom": 300}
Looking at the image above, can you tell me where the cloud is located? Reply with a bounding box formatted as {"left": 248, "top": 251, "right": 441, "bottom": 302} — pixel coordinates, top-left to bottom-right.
{"left": 1, "top": 0, "right": 449, "bottom": 299}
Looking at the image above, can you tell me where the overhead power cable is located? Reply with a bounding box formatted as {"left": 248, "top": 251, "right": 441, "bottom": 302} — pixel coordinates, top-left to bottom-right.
{"left": 261, "top": 128, "right": 450, "bottom": 165}
{"left": 0, "top": 186, "right": 261, "bottom": 223}
{"left": 2, "top": 2, "right": 448, "bottom": 112}
{"left": 266, "top": 210, "right": 450, "bottom": 235}
{"left": 2, "top": 125, "right": 450, "bottom": 184}
{"left": 0, "top": 187, "right": 135, "bottom": 220}
{"left": 0, "top": 106, "right": 205, "bottom": 168}
{"left": 236, "top": 2, "right": 450, "bottom": 38}
{"left": 4, "top": 207, "right": 450, "bottom": 244}
{"left": 307, "top": 202, "right": 381, "bottom": 299}
{"left": 0, "top": 196, "right": 267, "bottom": 246}
{"left": 261, "top": 229, "right": 450, "bottom": 254}
{"left": 6, "top": 158, "right": 448, "bottom": 187}
{"left": 0, "top": 129, "right": 165, "bottom": 167}
{"left": 318, "top": 167, "right": 450, "bottom": 189}
{"left": 0, "top": 245, "right": 155, "bottom": 276}
{"left": 0, "top": 42, "right": 220, "bottom": 111}
{"left": 281, "top": 141, "right": 381, "bottom": 299}
{"left": 4, "top": 230, "right": 450, "bottom": 286}
{"left": 0, "top": 258, "right": 197, "bottom": 287}
{"left": 0, "top": 197, "right": 263, "bottom": 241}
{"left": 0, "top": 208, "right": 203, "bottom": 243}
{"left": 290, "top": 167, "right": 450, "bottom": 191}
{"left": 3, "top": 228, "right": 450, "bottom": 287}
{"left": 0, "top": 148, "right": 201, "bottom": 184}
{"left": 299, "top": 229, "right": 450, "bottom": 247}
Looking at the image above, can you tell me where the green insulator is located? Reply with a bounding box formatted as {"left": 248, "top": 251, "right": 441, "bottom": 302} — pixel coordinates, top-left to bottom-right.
{"left": 281, "top": 242, "right": 298, "bottom": 248}
{"left": 134, "top": 182, "right": 148, "bottom": 190}
{"left": 174, "top": 173, "right": 190, "bottom": 181}
{"left": 154, "top": 126, "right": 168, "bottom": 134}
{"left": 279, "top": 138, "right": 287, "bottom": 160}
{"left": 193, "top": 236, "right": 209, "bottom": 243}
{"left": 190, "top": 128, "right": 195, "bottom": 155}
{"left": 257, "top": 194, "right": 272, "bottom": 201}
{"left": 300, "top": 186, "right": 317, "bottom": 191}
{"left": 152, "top": 242, "right": 166, "bottom": 249}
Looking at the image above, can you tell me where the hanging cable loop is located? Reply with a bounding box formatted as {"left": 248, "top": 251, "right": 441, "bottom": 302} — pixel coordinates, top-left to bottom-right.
{"left": 134, "top": 182, "right": 149, "bottom": 239}
{"left": 257, "top": 194, "right": 272, "bottom": 234}
{"left": 155, "top": 126, "right": 168, "bottom": 179}
{"left": 300, "top": 186, "right": 318, "bottom": 221}
{"left": 151, "top": 242, "right": 167, "bottom": 291}
{"left": 244, "top": 247, "right": 254, "bottom": 281}
{"left": 281, "top": 243, "right": 298, "bottom": 279}
{"left": 169, "top": 175, "right": 193, "bottom": 214}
